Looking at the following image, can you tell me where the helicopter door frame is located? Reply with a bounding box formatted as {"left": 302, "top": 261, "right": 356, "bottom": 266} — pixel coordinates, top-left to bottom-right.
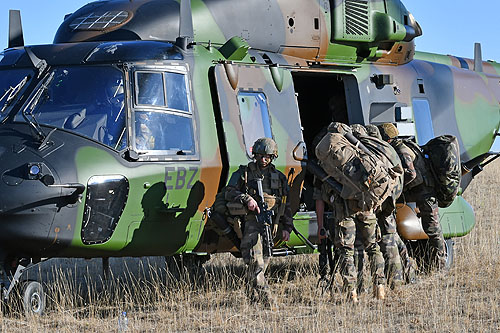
{"left": 125, "top": 64, "right": 200, "bottom": 162}
{"left": 211, "top": 63, "right": 304, "bottom": 192}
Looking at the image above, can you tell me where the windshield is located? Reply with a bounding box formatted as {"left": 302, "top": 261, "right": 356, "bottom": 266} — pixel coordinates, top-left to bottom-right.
{"left": 0, "top": 69, "right": 34, "bottom": 122}
{"left": 14, "top": 66, "right": 126, "bottom": 149}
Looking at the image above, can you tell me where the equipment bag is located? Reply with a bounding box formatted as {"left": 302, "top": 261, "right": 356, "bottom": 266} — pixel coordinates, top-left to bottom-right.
{"left": 315, "top": 132, "right": 394, "bottom": 212}
{"left": 358, "top": 135, "right": 404, "bottom": 205}
{"left": 421, "top": 135, "right": 461, "bottom": 208}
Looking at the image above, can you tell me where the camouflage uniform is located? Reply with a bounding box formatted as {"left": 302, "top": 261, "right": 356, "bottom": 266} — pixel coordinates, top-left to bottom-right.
{"left": 353, "top": 125, "right": 403, "bottom": 287}
{"left": 351, "top": 124, "right": 403, "bottom": 292}
{"left": 316, "top": 184, "right": 385, "bottom": 294}
{"left": 384, "top": 127, "right": 447, "bottom": 270}
{"left": 314, "top": 123, "right": 386, "bottom": 299}
{"left": 222, "top": 140, "right": 293, "bottom": 305}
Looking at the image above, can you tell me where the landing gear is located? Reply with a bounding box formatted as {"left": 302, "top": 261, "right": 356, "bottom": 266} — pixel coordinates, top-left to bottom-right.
{"left": 165, "top": 253, "right": 210, "bottom": 280}
{"left": 0, "top": 257, "right": 47, "bottom": 316}
{"left": 21, "top": 281, "right": 46, "bottom": 316}
{"left": 444, "top": 238, "right": 454, "bottom": 270}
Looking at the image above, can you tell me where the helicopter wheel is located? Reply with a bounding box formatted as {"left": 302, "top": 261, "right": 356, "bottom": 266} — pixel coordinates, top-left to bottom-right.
{"left": 21, "top": 281, "right": 46, "bottom": 316}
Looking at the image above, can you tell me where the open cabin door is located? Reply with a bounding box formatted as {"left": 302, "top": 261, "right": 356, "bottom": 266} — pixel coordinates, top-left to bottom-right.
{"left": 211, "top": 63, "right": 304, "bottom": 212}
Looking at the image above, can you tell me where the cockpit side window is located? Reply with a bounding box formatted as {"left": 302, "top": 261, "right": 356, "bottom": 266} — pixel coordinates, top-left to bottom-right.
{"left": 132, "top": 69, "right": 195, "bottom": 158}
{"left": 136, "top": 72, "right": 165, "bottom": 106}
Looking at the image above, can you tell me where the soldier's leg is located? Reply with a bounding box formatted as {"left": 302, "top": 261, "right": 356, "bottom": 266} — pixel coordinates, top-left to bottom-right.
{"left": 354, "top": 228, "right": 365, "bottom": 293}
{"left": 416, "top": 193, "right": 446, "bottom": 269}
{"left": 356, "top": 211, "right": 386, "bottom": 298}
{"left": 241, "top": 219, "right": 272, "bottom": 304}
{"left": 377, "top": 212, "right": 403, "bottom": 288}
{"left": 395, "top": 233, "right": 417, "bottom": 283}
{"left": 333, "top": 217, "right": 357, "bottom": 295}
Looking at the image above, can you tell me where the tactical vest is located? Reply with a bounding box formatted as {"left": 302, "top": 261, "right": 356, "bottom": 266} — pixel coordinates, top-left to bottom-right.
{"left": 214, "top": 162, "right": 287, "bottom": 222}
{"left": 243, "top": 162, "right": 284, "bottom": 212}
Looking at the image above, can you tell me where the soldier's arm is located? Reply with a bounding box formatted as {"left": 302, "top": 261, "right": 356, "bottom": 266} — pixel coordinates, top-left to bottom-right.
{"left": 280, "top": 178, "right": 294, "bottom": 235}
{"left": 400, "top": 151, "right": 417, "bottom": 186}
{"left": 224, "top": 169, "right": 253, "bottom": 205}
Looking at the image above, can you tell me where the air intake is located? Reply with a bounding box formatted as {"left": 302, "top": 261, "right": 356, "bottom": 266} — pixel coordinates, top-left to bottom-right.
{"left": 344, "top": 0, "right": 369, "bottom": 36}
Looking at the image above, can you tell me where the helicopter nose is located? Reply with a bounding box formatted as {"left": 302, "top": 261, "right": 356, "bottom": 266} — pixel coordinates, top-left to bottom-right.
{"left": 0, "top": 138, "right": 63, "bottom": 254}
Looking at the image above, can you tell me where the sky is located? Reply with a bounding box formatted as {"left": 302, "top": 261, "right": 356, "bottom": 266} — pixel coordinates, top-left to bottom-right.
{"left": 0, "top": 0, "right": 499, "bottom": 61}
{"left": 0, "top": 0, "right": 499, "bottom": 151}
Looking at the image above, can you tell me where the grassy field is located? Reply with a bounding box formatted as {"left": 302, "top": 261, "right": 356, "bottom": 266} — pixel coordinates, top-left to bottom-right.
{"left": 1, "top": 160, "right": 499, "bottom": 332}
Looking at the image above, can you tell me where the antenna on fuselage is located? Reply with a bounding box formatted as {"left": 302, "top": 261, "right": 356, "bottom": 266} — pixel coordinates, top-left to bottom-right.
{"left": 176, "top": 0, "right": 194, "bottom": 50}
{"left": 8, "top": 10, "right": 24, "bottom": 48}
{"left": 474, "top": 42, "right": 483, "bottom": 72}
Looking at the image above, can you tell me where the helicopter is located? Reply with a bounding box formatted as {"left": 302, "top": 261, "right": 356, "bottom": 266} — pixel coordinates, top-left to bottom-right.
{"left": 0, "top": 0, "right": 499, "bottom": 315}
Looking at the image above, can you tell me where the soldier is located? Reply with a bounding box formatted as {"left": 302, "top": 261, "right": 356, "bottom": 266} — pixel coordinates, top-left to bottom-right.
{"left": 378, "top": 123, "right": 447, "bottom": 271}
{"left": 357, "top": 124, "right": 405, "bottom": 288}
{"left": 216, "top": 137, "right": 293, "bottom": 307}
{"left": 314, "top": 122, "right": 386, "bottom": 303}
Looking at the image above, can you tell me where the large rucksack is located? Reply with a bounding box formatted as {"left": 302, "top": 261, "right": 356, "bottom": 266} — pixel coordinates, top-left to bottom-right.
{"left": 315, "top": 132, "right": 394, "bottom": 212}
{"left": 421, "top": 135, "right": 461, "bottom": 208}
{"left": 358, "top": 136, "right": 404, "bottom": 204}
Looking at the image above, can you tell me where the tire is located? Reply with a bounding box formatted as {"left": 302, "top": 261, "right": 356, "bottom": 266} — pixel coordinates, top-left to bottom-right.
{"left": 22, "top": 281, "right": 46, "bottom": 316}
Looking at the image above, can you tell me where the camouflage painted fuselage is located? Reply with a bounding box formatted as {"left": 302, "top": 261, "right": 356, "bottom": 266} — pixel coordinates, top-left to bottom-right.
{"left": 0, "top": 0, "right": 498, "bottom": 260}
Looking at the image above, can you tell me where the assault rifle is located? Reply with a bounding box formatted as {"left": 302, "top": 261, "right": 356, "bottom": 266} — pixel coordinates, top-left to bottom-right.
{"left": 255, "top": 177, "right": 274, "bottom": 257}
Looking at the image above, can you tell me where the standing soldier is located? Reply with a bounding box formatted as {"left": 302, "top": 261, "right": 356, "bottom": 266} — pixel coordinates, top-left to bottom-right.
{"left": 314, "top": 122, "right": 386, "bottom": 303}
{"left": 360, "top": 124, "right": 405, "bottom": 288}
{"left": 216, "top": 138, "right": 293, "bottom": 307}
{"left": 378, "top": 123, "right": 447, "bottom": 270}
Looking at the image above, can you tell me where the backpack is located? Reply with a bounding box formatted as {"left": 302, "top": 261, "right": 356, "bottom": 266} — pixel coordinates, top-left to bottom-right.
{"left": 358, "top": 136, "right": 404, "bottom": 204}
{"left": 421, "top": 135, "right": 461, "bottom": 208}
{"left": 315, "top": 132, "right": 394, "bottom": 212}
{"left": 394, "top": 138, "right": 428, "bottom": 189}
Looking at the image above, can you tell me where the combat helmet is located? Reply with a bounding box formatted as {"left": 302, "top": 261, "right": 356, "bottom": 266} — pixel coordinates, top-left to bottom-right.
{"left": 252, "top": 137, "right": 278, "bottom": 158}
{"left": 327, "top": 122, "right": 352, "bottom": 135}
{"left": 366, "top": 124, "right": 383, "bottom": 140}
{"left": 378, "top": 123, "right": 399, "bottom": 141}
{"left": 350, "top": 124, "right": 368, "bottom": 138}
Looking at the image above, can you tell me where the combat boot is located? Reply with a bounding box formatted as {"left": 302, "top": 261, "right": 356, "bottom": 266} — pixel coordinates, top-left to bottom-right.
{"left": 348, "top": 290, "right": 359, "bottom": 304}
{"left": 373, "top": 284, "right": 385, "bottom": 300}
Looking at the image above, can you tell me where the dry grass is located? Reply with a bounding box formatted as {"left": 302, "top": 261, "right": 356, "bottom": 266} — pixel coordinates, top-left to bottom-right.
{"left": 1, "top": 160, "right": 499, "bottom": 332}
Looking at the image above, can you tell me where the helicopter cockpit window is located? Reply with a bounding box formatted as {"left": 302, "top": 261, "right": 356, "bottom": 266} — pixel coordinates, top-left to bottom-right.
{"left": 134, "top": 111, "right": 195, "bottom": 153}
{"left": 136, "top": 72, "right": 166, "bottom": 106}
{"left": 237, "top": 91, "right": 272, "bottom": 157}
{"left": 132, "top": 69, "right": 195, "bottom": 156}
{"left": 135, "top": 71, "right": 190, "bottom": 112}
{"left": 13, "top": 66, "right": 127, "bottom": 150}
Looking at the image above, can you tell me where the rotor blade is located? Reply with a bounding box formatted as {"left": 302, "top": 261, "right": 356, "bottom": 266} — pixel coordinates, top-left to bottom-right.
{"left": 9, "top": 10, "right": 24, "bottom": 48}
{"left": 179, "top": 0, "right": 194, "bottom": 40}
{"left": 474, "top": 42, "right": 483, "bottom": 72}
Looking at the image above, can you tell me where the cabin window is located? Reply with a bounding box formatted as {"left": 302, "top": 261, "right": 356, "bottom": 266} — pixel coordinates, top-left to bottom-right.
{"left": 132, "top": 69, "right": 195, "bottom": 157}
{"left": 237, "top": 91, "right": 272, "bottom": 157}
{"left": 412, "top": 98, "right": 434, "bottom": 144}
